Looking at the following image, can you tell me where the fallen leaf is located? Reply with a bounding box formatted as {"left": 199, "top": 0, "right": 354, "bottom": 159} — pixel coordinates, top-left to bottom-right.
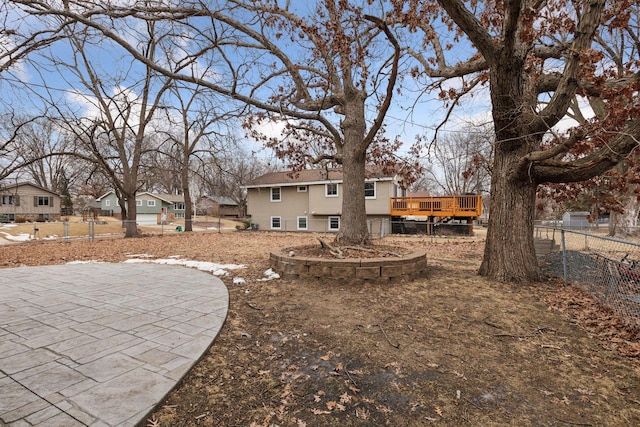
{"left": 355, "top": 407, "right": 370, "bottom": 420}
{"left": 340, "top": 392, "right": 352, "bottom": 404}
{"left": 435, "top": 406, "right": 443, "bottom": 416}
{"left": 326, "top": 401, "right": 337, "bottom": 410}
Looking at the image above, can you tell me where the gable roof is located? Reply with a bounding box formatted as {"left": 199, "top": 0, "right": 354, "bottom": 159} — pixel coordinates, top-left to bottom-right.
{"left": 152, "top": 193, "right": 185, "bottom": 204}
{"left": 244, "top": 168, "right": 395, "bottom": 189}
{"left": 0, "top": 181, "right": 60, "bottom": 196}
{"left": 96, "top": 190, "right": 184, "bottom": 204}
{"left": 200, "top": 195, "right": 237, "bottom": 206}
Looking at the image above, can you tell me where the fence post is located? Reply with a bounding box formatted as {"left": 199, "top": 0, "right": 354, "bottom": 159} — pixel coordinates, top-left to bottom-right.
{"left": 63, "top": 221, "right": 69, "bottom": 242}
{"left": 561, "top": 229, "right": 567, "bottom": 286}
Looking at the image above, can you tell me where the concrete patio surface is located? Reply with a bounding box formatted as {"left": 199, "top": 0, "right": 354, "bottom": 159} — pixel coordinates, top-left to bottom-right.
{"left": 0, "top": 263, "right": 229, "bottom": 426}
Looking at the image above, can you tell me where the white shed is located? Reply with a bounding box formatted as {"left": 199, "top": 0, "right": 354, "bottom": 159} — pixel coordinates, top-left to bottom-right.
{"left": 562, "top": 211, "right": 591, "bottom": 229}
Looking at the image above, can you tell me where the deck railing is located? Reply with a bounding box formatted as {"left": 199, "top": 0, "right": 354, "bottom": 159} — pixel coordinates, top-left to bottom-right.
{"left": 390, "top": 195, "right": 482, "bottom": 218}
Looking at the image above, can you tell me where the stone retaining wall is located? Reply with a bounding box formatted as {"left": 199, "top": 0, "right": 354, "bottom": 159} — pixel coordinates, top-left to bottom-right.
{"left": 270, "top": 250, "right": 428, "bottom": 282}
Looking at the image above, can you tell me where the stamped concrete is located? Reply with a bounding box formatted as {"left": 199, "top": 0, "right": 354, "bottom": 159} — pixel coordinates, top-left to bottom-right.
{"left": 0, "top": 263, "right": 228, "bottom": 426}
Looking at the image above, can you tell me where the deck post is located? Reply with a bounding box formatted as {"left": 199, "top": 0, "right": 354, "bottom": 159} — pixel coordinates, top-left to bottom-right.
{"left": 467, "top": 218, "right": 474, "bottom": 236}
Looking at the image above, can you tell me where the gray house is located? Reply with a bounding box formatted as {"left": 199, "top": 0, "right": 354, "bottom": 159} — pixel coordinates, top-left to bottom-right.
{"left": 242, "top": 168, "right": 405, "bottom": 233}
{"left": 96, "top": 191, "right": 185, "bottom": 225}
{"left": 0, "top": 182, "right": 61, "bottom": 222}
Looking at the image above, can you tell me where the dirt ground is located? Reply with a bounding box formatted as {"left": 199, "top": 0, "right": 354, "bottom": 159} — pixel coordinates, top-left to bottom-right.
{"left": 1, "top": 231, "right": 640, "bottom": 426}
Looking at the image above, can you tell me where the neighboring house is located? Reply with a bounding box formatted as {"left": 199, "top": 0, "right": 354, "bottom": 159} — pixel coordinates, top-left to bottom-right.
{"left": 0, "top": 182, "right": 62, "bottom": 222}
{"left": 197, "top": 195, "right": 242, "bottom": 218}
{"left": 96, "top": 191, "right": 185, "bottom": 225}
{"left": 242, "top": 168, "right": 406, "bottom": 233}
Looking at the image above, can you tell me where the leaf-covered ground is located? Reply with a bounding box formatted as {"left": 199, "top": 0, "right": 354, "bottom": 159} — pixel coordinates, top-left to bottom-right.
{"left": 1, "top": 231, "right": 639, "bottom": 426}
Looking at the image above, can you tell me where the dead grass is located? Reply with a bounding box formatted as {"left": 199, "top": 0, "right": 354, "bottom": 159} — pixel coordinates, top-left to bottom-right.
{"left": 1, "top": 231, "right": 639, "bottom": 426}
{"left": 0, "top": 216, "right": 244, "bottom": 240}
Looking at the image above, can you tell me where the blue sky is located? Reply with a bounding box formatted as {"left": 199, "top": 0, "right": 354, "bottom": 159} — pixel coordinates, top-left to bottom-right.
{"left": 0, "top": 0, "right": 500, "bottom": 169}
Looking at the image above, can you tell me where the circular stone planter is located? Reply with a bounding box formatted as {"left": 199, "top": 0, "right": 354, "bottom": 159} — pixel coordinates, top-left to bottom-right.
{"left": 270, "top": 248, "right": 428, "bottom": 282}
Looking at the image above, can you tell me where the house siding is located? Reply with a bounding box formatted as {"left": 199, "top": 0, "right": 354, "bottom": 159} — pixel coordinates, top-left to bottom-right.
{"left": 98, "top": 192, "right": 180, "bottom": 224}
{"left": 246, "top": 179, "right": 396, "bottom": 234}
{"left": 0, "top": 183, "right": 61, "bottom": 221}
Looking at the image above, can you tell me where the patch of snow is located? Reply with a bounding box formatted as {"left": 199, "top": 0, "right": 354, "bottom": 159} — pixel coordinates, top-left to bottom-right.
{"left": 126, "top": 253, "right": 155, "bottom": 258}
{"left": 257, "top": 268, "right": 280, "bottom": 281}
{"left": 66, "top": 260, "right": 106, "bottom": 265}
{"left": 123, "top": 257, "right": 245, "bottom": 276}
{"left": 233, "top": 277, "right": 246, "bottom": 284}
{"left": 1, "top": 223, "right": 17, "bottom": 228}
{"left": 0, "top": 232, "right": 32, "bottom": 241}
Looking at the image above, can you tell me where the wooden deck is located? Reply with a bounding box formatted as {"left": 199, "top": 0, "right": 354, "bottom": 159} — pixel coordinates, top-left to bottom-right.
{"left": 390, "top": 195, "right": 482, "bottom": 218}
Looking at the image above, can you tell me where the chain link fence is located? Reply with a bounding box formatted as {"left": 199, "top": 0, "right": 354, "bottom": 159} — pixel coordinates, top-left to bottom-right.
{"left": 539, "top": 226, "right": 640, "bottom": 327}
{"left": 0, "top": 219, "right": 204, "bottom": 243}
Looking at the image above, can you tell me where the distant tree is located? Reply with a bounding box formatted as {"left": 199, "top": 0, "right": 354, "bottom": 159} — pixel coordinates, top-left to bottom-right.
{"left": 34, "top": 24, "right": 176, "bottom": 237}
{"left": 195, "top": 143, "right": 277, "bottom": 218}
{"left": 0, "top": 113, "right": 57, "bottom": 181}
{"left": 13, "top": 118, "right": 78, "bottom": 192}
{"left": 154, "top": 83, "right": 241, "bottom": 231}
{"left": 422, "top": 125, "right": 492, "bottom": 196}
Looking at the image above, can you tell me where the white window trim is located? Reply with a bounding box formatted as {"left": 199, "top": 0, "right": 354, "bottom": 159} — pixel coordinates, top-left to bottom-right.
{"left": 365, "top": 181, "right": 376, "bottom": 199}
{"left": 136, "top": 200, "right": 142, "bottom": 206}
{"left": 271, "top": 216, "right": 282, "bottom": 230}
{"left": 325, "top": 183, "right": 339, "bottom": 197}
{"left": 270, "top": 187, "right": 282, "bottom": 202}
{"left": 297, "top": 216, "right": 308, "bottom": 230}
{"left": 105, "top": 200, "right": 111, "bottom": 207}
{"left": 297, "top": 185, "right": 308, "bottom": 192}
{"left": 147, "top": 200, "right": 156, "bottom": 207}
{"left": 328, "top": 216, "right": 340, "bottom": 231}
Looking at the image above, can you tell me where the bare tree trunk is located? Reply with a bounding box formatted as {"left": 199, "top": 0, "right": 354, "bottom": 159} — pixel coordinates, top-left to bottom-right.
{"left": 124, "top": 196, "right": 138, "bottom": 238}
{"left": 336, "top": 148, "right": 369, "bottom": 245}
{"left": 479, "top": 145, "right": 543, "bottom": 283}
{"left": 609, "top": 196, "right": 639, "bottom": 237}
{"left": 182, "top": 153, "right": 193, "bottom": 232}
{"left": 334, "top": 91, "right": 370, "bottom": 246}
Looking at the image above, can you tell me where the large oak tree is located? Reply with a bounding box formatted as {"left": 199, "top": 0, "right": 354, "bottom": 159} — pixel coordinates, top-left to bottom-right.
{"left": 401, "top": 0, "right": 640, "bottom": 281}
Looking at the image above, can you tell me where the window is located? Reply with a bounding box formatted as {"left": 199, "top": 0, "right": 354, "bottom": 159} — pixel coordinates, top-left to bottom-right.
{"left": 175, "top": 213, "right": 185, "bottom": 218}
{"left": 174, "top": 202, "right": 185, "bottom": 210}
{"left": 105, "top": 200, "right": 111, "bottom": 207}
{"left": 271, "top": 187, "right": 281, "bottom": 202}
{"left": 271, "top": 216, "right": 282, "bottom": 230}
{"left": 326, "top": 183, "right": 338, "bottom": 197}
{"left": 364, "top": 182, "right": 376, "bottom": 199}
{"left": 2, "top": 195, "right": 15, "bottom": 205}
{"left": 136, "top": 200, "right": 142, "bottom": 206}
{"left": 297, "top": 216, "right": 308, "bottom": 230}
{"left": 36, "top": 196, "right": 50, "bottom": 206}
{"left": 147, "top": 200, "right": 156, "bottom": 207}
{"left": 328, "top": 216, "right": 340, "bottom": 231}
{"left": 297, "top": 186, "right": 307, "bottom": 192}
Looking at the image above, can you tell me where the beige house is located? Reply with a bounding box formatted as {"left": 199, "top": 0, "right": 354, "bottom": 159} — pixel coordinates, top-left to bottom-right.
{"left": 243, "top": 169, "right": 405, "bottom": 233}
{"left": 0, "top": 182, "right": 61, "bottom": 222}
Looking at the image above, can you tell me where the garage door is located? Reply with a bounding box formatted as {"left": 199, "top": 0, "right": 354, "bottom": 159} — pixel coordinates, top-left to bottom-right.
{"left": 136, "top": 214, "right": 158, "bottom": 225}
